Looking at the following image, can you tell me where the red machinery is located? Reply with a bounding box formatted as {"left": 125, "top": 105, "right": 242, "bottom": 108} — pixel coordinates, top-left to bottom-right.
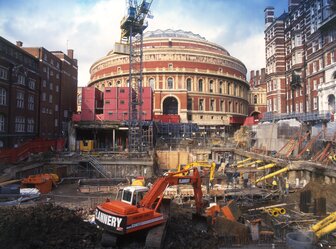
{"left": 95, "top": 168, "right": 203, "bottom": 248}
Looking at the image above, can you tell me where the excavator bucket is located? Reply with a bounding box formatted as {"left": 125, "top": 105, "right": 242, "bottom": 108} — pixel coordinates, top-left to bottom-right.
{"left": 191, "top": 213, "right": 209, "bottom": 231}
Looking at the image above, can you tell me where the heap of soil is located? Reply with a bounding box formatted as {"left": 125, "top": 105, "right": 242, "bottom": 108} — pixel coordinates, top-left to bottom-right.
{"left": 164, "top": 204, "right": 249, "bottom": 249}
{"left": 0, "top": 204, "right": 101, "bottom": 249}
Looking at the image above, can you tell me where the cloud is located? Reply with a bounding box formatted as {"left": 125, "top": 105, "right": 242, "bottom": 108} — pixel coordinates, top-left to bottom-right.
{"left": 0, "top": 0, "right": 286, "bottom": 86}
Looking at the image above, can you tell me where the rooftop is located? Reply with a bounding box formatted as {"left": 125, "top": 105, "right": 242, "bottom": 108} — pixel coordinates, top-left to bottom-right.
{"left": 144, "top": 29, "right": 206, "bottom": 41}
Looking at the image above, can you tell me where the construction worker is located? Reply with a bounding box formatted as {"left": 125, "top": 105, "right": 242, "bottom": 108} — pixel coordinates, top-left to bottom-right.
{"left": 285, "top": 179, "right": 289, "bottom": 195}
{"left": 272, "top": 177, "right": 278, "bottom": 190}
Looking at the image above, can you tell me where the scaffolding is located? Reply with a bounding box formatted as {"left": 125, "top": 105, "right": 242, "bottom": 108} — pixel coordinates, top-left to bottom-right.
{"left": 119, "top": 0, "right": 153, "bottom": 153}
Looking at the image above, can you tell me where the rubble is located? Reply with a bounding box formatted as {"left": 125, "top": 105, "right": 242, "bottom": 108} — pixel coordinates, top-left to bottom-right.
{"left": 0, "top": 204, "right": 101, "bottom": 249}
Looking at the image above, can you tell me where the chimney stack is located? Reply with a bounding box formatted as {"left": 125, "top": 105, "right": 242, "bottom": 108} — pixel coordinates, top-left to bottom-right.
{"left": 264, "top": 7, "right": 275, "bottom": 28}
{"left": 16, "top": 41, "right": 23, "bottom": 47}
{"left": 67, "top": 49, "right": 74, "bottom": 59}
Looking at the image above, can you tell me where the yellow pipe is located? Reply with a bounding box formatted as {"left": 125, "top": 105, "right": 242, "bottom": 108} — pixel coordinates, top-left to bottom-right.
{"left": 255, "top": 166, "right": 289, "bottom": 184}
{"left": 311, "top": 211, "right": 336, "bottom": 232}
{"left": 315, "top": 221, "right": 336, "bottom": 238}
{"left": 257, "top": 163, "right": 276, "bottom": 170}
{"left": 237, "top": 160, "right": 263, "bottom": 168}
{"left": 236, "top": 158, "right": 252, "bottom": 165}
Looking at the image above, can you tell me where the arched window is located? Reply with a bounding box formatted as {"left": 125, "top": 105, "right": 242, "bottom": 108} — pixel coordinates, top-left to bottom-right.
{"left": 227, "top": 82, "right": 231, "bottom": 95}
{"left": 167, "top": 77, "right": 174, "bottom": 89}
{"left": 209, "top": 80, "right": 214, "bottom": 93}
{"left": 0, "top": 114, "right": 4, "bottom": 131}
{"left": 254, "top": 95, "right": 258, "bottom": 104}
{"left": 234, "top": 83, "right": 237, "bottom": 96}
{"left": 186, "top": 78, "right": 192, "bottom": 91}
{"left": 219, "top": 81, "right": 223, "bottom": 94}
{"left": 149, "top": 78, "right": 155, "bottom": 89}
{"left": 0, "top": 88, "right": 6, "bottom": 105}
{"left": 116, "top": 80, "right": 121, "bottom": 86}
{"left": 198, "top": 79, "right": 203, "bottom": 92}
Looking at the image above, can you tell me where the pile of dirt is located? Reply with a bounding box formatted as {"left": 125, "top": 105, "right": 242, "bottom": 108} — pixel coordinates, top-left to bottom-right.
{"left": 0, "top": 204, "right": 101, "bottom": 249}
{"left": 164, "top": 204, "right": 250, "bottom": 249}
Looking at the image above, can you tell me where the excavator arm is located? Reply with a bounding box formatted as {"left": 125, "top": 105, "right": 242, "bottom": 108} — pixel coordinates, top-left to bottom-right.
{"left": 140, "top": 167, "right": 203, "bottom": 214}
{"left": 177, "top": 161, "right": 216, "bottom": 183}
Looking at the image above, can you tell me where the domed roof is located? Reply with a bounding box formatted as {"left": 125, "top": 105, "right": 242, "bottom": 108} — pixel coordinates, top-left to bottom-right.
{"left": 144, "top": 29, "right": 206, "bottom": 41}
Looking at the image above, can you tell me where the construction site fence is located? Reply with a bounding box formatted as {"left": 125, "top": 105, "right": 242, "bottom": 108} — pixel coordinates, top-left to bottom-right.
{"left": 0, "top": 138, "right": 65, "bottom": 164}
{"left": 43, "top": 194, "right": 115, "bottom": 210}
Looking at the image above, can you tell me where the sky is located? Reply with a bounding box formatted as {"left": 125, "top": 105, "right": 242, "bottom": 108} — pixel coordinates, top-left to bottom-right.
{"left": 0, "top": 0, "right": 288, "bottom": 86}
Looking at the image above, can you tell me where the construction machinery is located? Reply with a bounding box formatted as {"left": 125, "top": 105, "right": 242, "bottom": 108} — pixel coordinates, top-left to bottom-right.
{"left": 205, "top": 200, "right": 241, "bottom": 223}
{"left": 21, "top": 173, "right": 59, "bottom": 194}
{"left": 311, "top": 211, "right": 336, "bottom": 239}
{"left": 95, "top": 167, "right": 204, "bottom": 248}
{"left": 177, "top": 161, "right": 216, "bottom": 184}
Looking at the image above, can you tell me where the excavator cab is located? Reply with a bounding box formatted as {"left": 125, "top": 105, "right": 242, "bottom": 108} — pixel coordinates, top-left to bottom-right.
{"left": 116, "top": 186, "right": 149, "bottom": 206}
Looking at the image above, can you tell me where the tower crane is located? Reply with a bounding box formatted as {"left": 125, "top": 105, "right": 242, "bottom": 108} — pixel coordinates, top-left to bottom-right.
{"left": 119, "top": 0, "right": 153, "bottom": 153}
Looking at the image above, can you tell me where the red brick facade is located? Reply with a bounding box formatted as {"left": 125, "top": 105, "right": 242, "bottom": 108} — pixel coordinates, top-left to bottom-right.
{"left": 88, "top": 29, "right": 249, "bottom": 127}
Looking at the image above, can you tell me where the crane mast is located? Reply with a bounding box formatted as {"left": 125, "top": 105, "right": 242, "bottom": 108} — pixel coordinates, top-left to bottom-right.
{"left": 120, "top": 0, "right": 153, "bottom": 153}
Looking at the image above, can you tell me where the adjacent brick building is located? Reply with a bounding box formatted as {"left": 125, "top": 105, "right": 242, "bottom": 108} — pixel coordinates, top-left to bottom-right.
{"left": 0, "top": 36, "right": 77, "bottom": 148}
{"left": 264, "top": 0, "right": 336, "bottom": 117}
{"left": 0, "top": 38, "right": 40, "bottom": 148}
{"left": 248, "top": 69, "right": 267, "bottom": 118}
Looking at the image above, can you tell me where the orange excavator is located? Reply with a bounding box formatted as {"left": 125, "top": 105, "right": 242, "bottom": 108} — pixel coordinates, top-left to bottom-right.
{"left": 95, "top": 167, "right": 203, "bottom": 248}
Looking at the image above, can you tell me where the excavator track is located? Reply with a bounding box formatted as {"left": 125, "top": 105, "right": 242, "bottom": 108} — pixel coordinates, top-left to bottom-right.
{"left": 101, "top": 232, "right": 117, "bottom": 247}
{"left": 145, "top": 222, "right": 167, "bottom": 249}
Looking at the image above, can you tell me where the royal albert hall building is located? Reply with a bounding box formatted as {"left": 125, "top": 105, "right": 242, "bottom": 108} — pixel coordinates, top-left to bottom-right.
{"left": 88, "top": 29, "right": 249, "bottom": 130}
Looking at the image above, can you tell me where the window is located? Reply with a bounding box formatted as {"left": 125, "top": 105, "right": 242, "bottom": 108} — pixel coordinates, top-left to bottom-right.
{"left": 227, "top": 82, "right": 231, "bottom": 95}
{"left": 0, "top": 67, "right": 8, "bottom": 80}
{"left": 49, "top": 94, "right": 52, "bottom": 103}
{"left": 0, "top": 114, "right": 4, "bottom": 131}
{"left": 55, "top": 85, "right": 59, "bottom": 92}
{"left": 254, "top": 95, "right": 258, "bottom": 104}
{"left": 42, "top": 92, "right": 46, "bottom": 101}
{"left": 313, "top": 80, "right": 317, "bottom": 90}
{"left": 186, "top": 78, "right": 192, "bottom": 91}
{"left": 43, "top": 80, "right": 46, "bottom": 87}
{"left": 0, "top": 88, "right": 6, "bottom": 105}
{"left": 55, "top": 118, "right": 58, "bottom": 127}
{"left": 149, "top": 78, "right": 155, "bottom": 89}
{"left": 15, "top": 116, "right": 25, "bottom": 132}
{"left": 28, "top": 79, "right": 35, "bottom": 90}
{"left": 198, "top": 79, "right": 203, "bottom": 92}
{"left": 313, "top": 97, "right": 318, "bottom": 110}
{"left": 50, "top": 70, "right": 53, "bottom": 76}
{"left": 199, "top": 99, "right": 204, "bottom": 111}
{"left": 55, "top": 104, "right": 59, "bottom": 111}
{"left": 210, "top": 99, "right": 215, "bottom": 111}
{"left": 16, "top": 91, "right": 24, "bottom": 108}
{"left": 50, "top": 82, "right": 53, "bottom": 90}
{"left": 56, "top": 73, "right": 59, "bottom": 79}
{"left": 120, "top": 100, "right": 125, "bottom": 104}
{"left": 219, "top": 81, "right": 223, "bottom": 93}
{"left": 167, "top": 77, "right": 173, "bottom": 89}
{"left": 209, "top": 80, "right": 214, "bottom": 93}
{"left": 28, "top": 95, "right": 34, "bottom": 111}
{"left": 187, "top": 98, "right": 192, "bottom": 110}
{"left": 220, "top": 100, "right": 224, "bottom": 112}
{"left": 168, "top": 63, "right": 173, "bottom": 70}
{"left": 18, "top": 75, "right": 25, "bottom": 85}
{"left": 64, "top": 110, "right": 68, "bottom": 118}
{"left": 27, "top": 119, "right": 34, "bottom": 132}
